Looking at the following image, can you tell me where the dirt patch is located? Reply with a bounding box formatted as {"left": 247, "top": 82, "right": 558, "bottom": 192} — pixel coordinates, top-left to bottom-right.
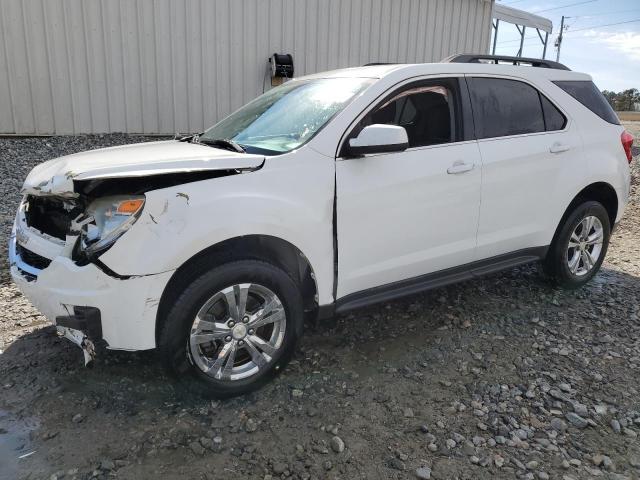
{"left": 618, "top": 112, "right": 640, "bottom": 122}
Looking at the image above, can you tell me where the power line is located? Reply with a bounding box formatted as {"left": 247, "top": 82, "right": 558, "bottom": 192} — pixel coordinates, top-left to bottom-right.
{"left": 532, "top": 0, "right": 598, "bottom": 14}
{"left": 573, "top": 8, "right": 640, "bottom": 17}
{"left": 565, "top": 18, "right": 640, "bottom": 33}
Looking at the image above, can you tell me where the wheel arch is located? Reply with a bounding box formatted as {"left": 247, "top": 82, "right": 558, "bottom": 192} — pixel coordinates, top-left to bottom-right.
{"left": 550, "top": 182, "right": 618, "bottom": 250}
{"left": 155, "top": 235, "right": 318, "bottom": 344}
{"left": 567, "top": 182, "right": 618, "bottom": 226}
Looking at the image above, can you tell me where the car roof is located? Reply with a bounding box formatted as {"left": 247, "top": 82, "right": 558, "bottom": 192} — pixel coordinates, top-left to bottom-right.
{"left": 298, "top": 62, "right": 591, "bottom": 83}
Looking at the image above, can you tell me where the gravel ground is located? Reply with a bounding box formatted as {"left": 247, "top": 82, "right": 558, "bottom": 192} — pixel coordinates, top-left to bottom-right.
{"left": 1, "top": 126, "right": 639, "bottom": 480}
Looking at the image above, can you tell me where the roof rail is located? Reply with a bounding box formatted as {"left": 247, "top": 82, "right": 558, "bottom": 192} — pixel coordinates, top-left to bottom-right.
{"left": 443, "top": 54, "right": 570, "bottom": 71}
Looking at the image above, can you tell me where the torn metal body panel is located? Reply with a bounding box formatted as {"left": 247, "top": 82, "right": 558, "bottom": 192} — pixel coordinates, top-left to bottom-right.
{"left": 57, "top": 326, "right": 96, "bottom": 366}
{"left": 21, "top": 140, "right": 264, "bottom": 197}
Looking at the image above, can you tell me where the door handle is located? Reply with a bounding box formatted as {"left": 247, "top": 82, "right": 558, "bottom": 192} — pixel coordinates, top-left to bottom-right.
{"left": 447, "top": 161, "right": 474, "bottom": 174}
{"left": 549, "top": 142, "right": 571, "bottom": 154}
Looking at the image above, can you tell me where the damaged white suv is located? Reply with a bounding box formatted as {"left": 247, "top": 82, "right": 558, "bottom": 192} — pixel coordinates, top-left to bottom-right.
{"left": 10, "top": 55, "right": 633, "bottom": 397}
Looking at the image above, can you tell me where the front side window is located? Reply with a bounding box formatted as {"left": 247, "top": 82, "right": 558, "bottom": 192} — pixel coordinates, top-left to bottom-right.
{"left": 359, "top": 82, "right": 457, "bottom": 148}
{"left": 200, "top": 78, "right": 373, "bottom": 155}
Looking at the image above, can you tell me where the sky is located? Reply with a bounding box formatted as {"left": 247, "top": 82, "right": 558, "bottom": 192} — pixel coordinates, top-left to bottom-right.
{"left": 493, "top": 0, "right": 640, "bottom": 92}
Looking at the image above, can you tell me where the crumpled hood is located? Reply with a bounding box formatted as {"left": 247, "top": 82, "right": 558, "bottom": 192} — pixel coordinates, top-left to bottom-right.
{"left": 22, "top": 140, "right": 265, "bottom": 197}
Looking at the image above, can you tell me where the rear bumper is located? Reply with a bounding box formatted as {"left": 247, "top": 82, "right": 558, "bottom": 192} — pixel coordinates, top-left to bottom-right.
{"left": 9, "top": 229, "right": 174, "bottom": 351}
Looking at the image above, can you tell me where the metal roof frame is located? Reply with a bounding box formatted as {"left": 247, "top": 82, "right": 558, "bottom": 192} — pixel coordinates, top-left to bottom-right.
{"left": 492, "top": 4, "right": 553, "bottom": 33}
{"left": 491, "top": 4, "right": 554, "bottom": 59}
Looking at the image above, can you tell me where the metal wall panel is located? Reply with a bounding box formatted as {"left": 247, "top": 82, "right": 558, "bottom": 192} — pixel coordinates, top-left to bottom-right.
{"left": 0, "top": 0, "right": 493, "bottom": 134}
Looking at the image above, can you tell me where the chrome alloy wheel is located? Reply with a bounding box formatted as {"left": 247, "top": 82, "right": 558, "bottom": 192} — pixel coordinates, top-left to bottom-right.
{"left": 566, "top": 215, "right": 604, "bottom": 277}
{"left": 188, "top": 283, "right": 286, "bottom": 381}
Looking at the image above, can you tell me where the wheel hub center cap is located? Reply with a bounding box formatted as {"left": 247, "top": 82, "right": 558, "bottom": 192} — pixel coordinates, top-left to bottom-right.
{"left": 231, "top": 324, "right": 248, "bottom": 340}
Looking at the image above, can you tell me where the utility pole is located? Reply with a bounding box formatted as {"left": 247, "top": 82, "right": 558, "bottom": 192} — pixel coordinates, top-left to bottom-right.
{"left": 556, "top": 15, "right": 565, "bottom": 62}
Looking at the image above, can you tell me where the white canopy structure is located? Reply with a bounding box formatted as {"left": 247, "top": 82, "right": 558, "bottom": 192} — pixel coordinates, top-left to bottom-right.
{"left": 491, "top": 4, "right": 553, "bottom": 58}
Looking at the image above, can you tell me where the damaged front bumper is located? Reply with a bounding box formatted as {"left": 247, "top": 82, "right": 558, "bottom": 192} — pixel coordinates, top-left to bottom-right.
{"left": 9, "top": 215, "right": 175, "bottom": 362}
{"left": 55, "top": 306, "right": 102, "bottom": 366}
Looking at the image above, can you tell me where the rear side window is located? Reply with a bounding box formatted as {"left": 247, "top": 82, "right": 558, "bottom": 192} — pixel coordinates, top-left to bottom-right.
{"left": 553, "top": 80, "right": 620, "bottom": 125}
{"left": 469, "top": 78, "right": 545, "bottom": 139}
{"left": 469, "top": 78, "right": 568, "bottom": 138}
{"left": 540, "top": 95, "right": 566, "bottom": 131}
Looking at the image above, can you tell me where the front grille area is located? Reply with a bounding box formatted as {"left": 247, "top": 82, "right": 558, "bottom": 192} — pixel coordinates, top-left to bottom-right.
{"left": 24, "top": 195, "right": 83, "bottom": 240}
{"left": 16, "top": 243, "right": 53, "bottom": 270}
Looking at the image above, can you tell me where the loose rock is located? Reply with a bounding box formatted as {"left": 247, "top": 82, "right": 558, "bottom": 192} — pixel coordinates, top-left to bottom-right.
{"left": 415, "top": 466, "right": 431, "bottom": 479}
{"left": 330, "top": 436, "right": 345, "bottom": 453}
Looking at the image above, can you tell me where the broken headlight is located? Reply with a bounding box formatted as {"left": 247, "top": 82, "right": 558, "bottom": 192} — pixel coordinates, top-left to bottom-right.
{"left": 79, "top": 195, "right": 145, "bottom": 255}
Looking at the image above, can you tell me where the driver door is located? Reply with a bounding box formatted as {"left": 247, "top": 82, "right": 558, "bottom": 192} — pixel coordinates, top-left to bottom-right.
{"left": 335, "top": 78, "right": 482, "bottom": 299}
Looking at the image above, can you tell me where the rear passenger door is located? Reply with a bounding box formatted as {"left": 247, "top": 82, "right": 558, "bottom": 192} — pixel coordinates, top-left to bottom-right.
{"left": 467, "top": 76, "right": 582, "bottom": 260}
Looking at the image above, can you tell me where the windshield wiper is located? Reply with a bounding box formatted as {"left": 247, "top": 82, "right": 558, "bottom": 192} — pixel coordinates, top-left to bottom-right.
{"left": 175, "top": 132, "right": 201, "bottom": 142}
{"left": 197, "top": 137, "right": 246, "bottom": 154}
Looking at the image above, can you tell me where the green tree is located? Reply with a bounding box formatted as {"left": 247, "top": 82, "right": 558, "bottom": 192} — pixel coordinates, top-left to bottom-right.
{"left": 602, "top": 88, "right": 640, "bottom": 111}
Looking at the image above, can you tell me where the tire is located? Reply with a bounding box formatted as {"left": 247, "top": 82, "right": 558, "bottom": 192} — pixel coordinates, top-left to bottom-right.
{"left": 543, "top": 200, "right": 611, "bottom": 289}
{"left": 158, "top": 259, "right": 303, "bottom": 398}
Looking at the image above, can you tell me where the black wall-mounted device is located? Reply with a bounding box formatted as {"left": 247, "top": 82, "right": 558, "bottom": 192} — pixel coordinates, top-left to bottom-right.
{"left": 270, "top": 53, "right": 294, "bottom": 81}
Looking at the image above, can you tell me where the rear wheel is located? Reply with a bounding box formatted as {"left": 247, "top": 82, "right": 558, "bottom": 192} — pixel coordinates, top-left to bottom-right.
{"left": 159, "top": 259, "right": 303, "bottom": 398}
{"left": 543, "top": 201, "right": 610, "bottom": 288}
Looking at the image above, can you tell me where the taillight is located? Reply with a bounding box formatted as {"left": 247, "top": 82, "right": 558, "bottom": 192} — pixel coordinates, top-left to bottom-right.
{"left": 621, "top": 130, "right": 634, "bottom": 164}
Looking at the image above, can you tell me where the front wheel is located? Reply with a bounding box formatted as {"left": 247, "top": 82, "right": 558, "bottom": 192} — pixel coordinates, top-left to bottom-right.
{"left": 159, "top": 260, "right": 303, "bottom": 398}
{"left": 543, "top": 200, "right": 611, "bottom": 288}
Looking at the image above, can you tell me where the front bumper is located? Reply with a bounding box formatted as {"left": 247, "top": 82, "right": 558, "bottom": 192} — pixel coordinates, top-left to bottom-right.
{"left": 9, "top": 225, "right": 174, "bottom": 352}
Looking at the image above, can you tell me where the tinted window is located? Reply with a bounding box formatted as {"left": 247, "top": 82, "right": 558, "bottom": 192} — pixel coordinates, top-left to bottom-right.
{"left": 540, "top": 95, "right": 566, "bottom": 131}
{"left": 553, "top": 80, "right": 620, "bottom": 125}
{"left": 469, "top": 78, "right": 545, "bottom": 139}
{"left": 362, "top": 84, "right": 455, "bottom": 148}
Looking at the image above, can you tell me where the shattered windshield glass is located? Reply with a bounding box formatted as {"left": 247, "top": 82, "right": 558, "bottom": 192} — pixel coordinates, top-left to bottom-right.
{"left": 200, "top": 77, "right": 373, "bottom": 155}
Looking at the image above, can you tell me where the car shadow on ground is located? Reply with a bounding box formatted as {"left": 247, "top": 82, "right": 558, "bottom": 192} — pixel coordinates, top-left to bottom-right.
{"left": 2, "top": 263, "right": 637, "bottom": 411}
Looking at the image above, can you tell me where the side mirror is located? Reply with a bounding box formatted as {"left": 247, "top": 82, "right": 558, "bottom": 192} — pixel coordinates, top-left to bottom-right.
{"left": 346, "top": 124, "right": 409, "bottom": 156}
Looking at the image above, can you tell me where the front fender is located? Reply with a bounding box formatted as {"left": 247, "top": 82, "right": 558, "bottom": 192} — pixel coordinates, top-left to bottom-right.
{"left": 99, "top": 150, "right": 336, "bottom": 305}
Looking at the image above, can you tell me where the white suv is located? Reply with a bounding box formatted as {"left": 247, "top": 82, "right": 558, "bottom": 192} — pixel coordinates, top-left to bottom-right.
{"left": 10, "top": 55, "right": 633, "bottom": 397}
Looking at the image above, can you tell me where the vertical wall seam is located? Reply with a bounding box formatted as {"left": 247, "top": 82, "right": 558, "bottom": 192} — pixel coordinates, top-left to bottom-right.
{"left": 99, "top": 0, "right": 112, "bottom": 132}
{"left": 227, "top": 0, "right": 232, "bottom": 118}
{"left": 117, "top": 0, "right": 128, "bottom": 132}
{"left": 184, "top": 0, "right": 190, "bottom": 131}
{"left": 19, "top": 1, "right": 37, "bottom": 133}
{"left": 0, "top": 2, "right": 16, "bottom": 133}
{"left": 152, "top": 0, "right": 161, "bottom": 132}
{"left": 42, "top": 0, "right": 58, "bottom": 134}
{"left": 240, "top": 0, "right": 246, "bottom": 107}
{"left": 413, "top": 0, "right": 420, "bottom": 61}
{"left": 61, "top": 1, "right": 76, "bottom": 133}
{"left": 80, "top": 0, "right": 94, "bottom": 132}
{"left": 169, "top": 0, "right": 176, "bottom": 133}
{"left": 135, "top": 0, "right": 144, "bottom": 132}
{"left": 200, "top": 0, "right": 205, "bottom": 131}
